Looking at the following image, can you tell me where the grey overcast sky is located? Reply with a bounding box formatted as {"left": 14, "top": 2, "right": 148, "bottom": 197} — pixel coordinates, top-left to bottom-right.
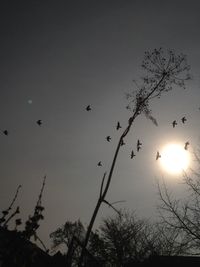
{"left": 1, "top": 0, "right": 200, "bottom": 249}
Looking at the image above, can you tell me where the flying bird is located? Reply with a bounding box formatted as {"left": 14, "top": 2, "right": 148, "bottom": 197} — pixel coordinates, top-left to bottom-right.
{"left": 86, "top": 105, "right": 91, "bottom": 111}
{"left": 97, "top": 161, "right": 102, "bottom": 167}
{"left": 131, "top": 150, "right": 136, "bottom": 159}
{"left": 184, "top": 141, "right": 189, "bottom": 150}
{"left": 37, "top": 120, "right": 42, "bottom": 126}
{"left": 181, "top": 116, "right": 187, "bottom": 124}
{"left": 156, "top": 151, "right": 161, "bottom": 160}
{"left": 137, "top": 139, "right": 142, "bottom": 152}
{"left": 106, "top": 136, "right": 111, "bottom": 142}
{"left": 116, "top": 121, "right": 122, "bottom": 130}
{"left": 2, "top": 130, "right": 8, "bottom": 136}
{"left": 172, "top": 120, "right": 177, "bottom": 128}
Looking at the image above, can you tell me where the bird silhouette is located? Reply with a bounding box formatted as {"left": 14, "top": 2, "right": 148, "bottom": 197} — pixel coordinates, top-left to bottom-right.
{"left": 172, "top": 120, "right": 177, "bottom": 128}
{"left": 106, "top": 136, "right": 111, "bottom": 142}
{"left": 121, "top": 139, "right": 125, "bottom": 146}
{"left": 184, "top": 141, "right": 189, "bottom": 150}
{"left": 86, "top": 105, "right": 91, "bottom": 111}
{"left": 131, "top": 150, "right": 136, "bottom": 159}
{"left": 116, "top": 121, "right": 122, "bottom": 130}
{"left": 37, "top": 120, "right": 42, "bottom": 126}
{"left": 97, "top": 161, "right": 102, "bottom": 166}
{"left": 137, "top": 139, "right": 142, "bottom": 152}
{"left": 2, "top": 130, "right": 8, "bottom": 136}
{"left": 156, "top": 151, "right": 161, "bottom": 160}
{"left": 181, "top": 116, "right": 187, "bottom": 124}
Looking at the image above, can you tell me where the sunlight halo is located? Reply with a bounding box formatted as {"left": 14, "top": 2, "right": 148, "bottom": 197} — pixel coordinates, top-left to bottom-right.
{"left": 159, "top": 143, "right": 190, "bottom": 175}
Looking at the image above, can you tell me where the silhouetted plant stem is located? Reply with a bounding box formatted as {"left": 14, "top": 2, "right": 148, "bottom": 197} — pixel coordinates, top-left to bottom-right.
{"left": 23, "top": 176, "right": 46, "bottom": 240}
{"left": 78, "top": 48, "right": 190, "bottom": 266}
{"left": 79, "top": 78, "right": 165, "bottom": 266}
{"left": 0, "top": 185, "right": 21, "bottom": 227}
{"left": 3, "top": 206, "right": 20, "bottom": 227}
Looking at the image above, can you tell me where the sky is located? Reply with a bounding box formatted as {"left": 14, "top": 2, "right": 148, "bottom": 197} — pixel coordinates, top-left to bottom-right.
{"left": 1, "top": 0, "right": 200, "bottom": 250}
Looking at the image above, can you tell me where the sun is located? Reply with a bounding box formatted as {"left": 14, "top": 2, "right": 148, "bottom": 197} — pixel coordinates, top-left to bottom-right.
{"left": 159, "top": 143, "right": 190, "bottom": 175}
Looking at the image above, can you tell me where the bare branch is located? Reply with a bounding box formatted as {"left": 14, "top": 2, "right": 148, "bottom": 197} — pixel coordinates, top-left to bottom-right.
{"left": 110, "top": 200, "right": 126, "bottom": 205}
{"left": 103, "top": 199, "right": 121, "bottom": 216}
{"left": 99, "top": 172, "right": 107, "bottom": 198}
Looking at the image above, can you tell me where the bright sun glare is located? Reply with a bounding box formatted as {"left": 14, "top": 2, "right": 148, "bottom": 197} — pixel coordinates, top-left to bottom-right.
{"left": 160, "top": 143, "right": 190, "bottom": 175}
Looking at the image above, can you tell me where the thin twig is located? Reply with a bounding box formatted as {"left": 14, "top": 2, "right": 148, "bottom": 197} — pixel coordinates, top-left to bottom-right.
{"left": 103, "top": 199, "right": 121, "bottom": 216}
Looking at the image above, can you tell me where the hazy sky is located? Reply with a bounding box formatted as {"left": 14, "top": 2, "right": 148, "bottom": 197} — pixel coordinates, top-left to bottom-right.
{"left": 1, "top": 0, "right": 200, "bottom": 249}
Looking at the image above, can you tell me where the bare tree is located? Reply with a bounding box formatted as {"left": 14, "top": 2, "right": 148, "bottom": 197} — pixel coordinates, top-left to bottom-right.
{"left": 90, "top": 210, "right": 191, "bottom": 266}
{"left": 79, "top": 48, "right": 191, "bottom": 266}
{"left": 98, "top": 211, "right": 153, "bottom": 265}
{"left": 50, "top": 211, "right": 192, "bottom": 266}
{"left": 157, "top": 158, "right": 200, "bottom": 255}
{"left": 147, "top": 222, "right": 192, "bottom": 256}
{"left": 50, "top": 220, "right": 85, "bottom": 266}
{"left": 50, "top": 220, "right": 84, "bottom": 252}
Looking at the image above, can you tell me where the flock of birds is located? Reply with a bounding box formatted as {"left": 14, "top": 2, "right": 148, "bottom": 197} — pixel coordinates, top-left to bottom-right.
{"left": 0, "top": 104, "right": 190, "bottom": 167}
{"left": 171, "top": 117, "right": 190, "bottom": 150}
{"left": 1, "top": 120, "right": 42, "bottom": 136}
{"left": 86, "top": 105, "right": 190, "bottom": 167}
